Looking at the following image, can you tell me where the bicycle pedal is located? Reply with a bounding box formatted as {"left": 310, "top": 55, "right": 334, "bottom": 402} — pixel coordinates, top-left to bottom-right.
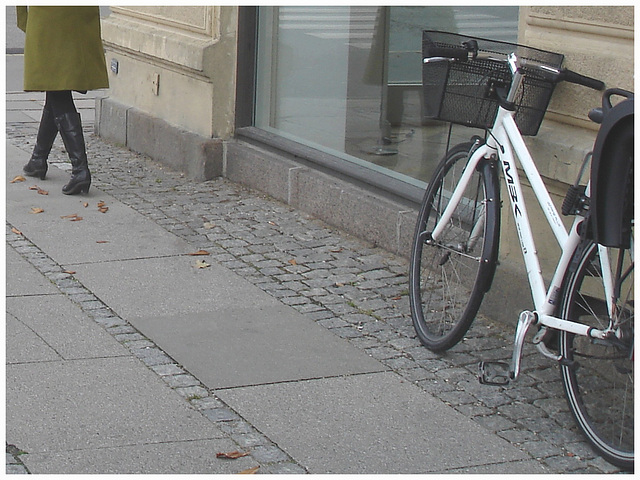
{"left": 478, "top": 361, "right": 512, "bottom": 386}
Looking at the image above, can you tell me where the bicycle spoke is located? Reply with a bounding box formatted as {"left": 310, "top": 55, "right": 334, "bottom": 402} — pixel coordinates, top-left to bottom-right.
{"left": 410, "top": 142, "right": 499, "bottom": 351}
{"left": 560, "top": 242, "right": 634, "bottom": 468}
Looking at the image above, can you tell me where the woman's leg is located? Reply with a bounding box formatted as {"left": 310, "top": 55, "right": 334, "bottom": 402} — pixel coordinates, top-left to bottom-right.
{"left": 47, "top": 91, "right": 91, "bottom": 195}
{"left": 22, "top": 102, "right": 57, "bottom": 180}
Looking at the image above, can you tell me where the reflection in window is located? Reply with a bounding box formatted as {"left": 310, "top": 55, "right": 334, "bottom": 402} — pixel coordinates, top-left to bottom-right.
{"left": 255, "top": 6, "right": 519, "bottom": 186}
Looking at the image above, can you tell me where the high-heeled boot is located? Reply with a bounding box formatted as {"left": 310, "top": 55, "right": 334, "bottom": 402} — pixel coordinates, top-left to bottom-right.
{"left": 23, "top": 104, "right": 57, "bottom": 180}
{"left": 54, "top": 112, "right": 91, "bottom": 195}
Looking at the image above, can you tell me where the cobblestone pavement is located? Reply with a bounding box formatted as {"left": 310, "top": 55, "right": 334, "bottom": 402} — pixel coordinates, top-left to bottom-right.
{"left": 6, "top": 119, "right": 624, "bottom": 474}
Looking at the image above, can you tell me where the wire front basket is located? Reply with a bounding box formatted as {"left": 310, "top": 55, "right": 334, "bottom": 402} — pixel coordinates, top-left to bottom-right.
{"left": 422, "top": 31, "right": 565, "bottom": 136}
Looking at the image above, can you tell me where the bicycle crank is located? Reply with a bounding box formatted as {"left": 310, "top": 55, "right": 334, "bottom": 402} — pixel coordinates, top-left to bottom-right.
{"left": 478, "top": 310, "right": 539, "bottom": 386}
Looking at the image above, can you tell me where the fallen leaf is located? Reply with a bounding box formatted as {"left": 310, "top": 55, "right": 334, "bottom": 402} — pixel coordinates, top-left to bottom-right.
{"left": 63, "top": 270, "right": 76, "bottom": 275}
{"left": 60, "top": 213, "right": 82, "bottom": 222}
{"left": 203, "top": 222, "right": 215, "bottom": 229}
{"left": 61, "top": 213, "right": 82, "bottom": 221}
{"left": 29, "top": 185, "right": 48, "bottom": 195}
{"left": 97, "top": 201, "right": 107, "bottom": 208}
{"left": 195, "top": 260, "right": 210, "bottom": 269}
{"left": 30, "top": 207, "right": 44, "bottom": 214}
{"left": 11, "top": 227, "right": 22, "bottom": 235}
{"left": 98, "top": 206, "right": 109, "bottom": 213}
{"left": 330, "top": 248, "right": 343, "bottom": 253}
{"left": 11, "top": 175, "right": 26, "bottom": 183}
{"left": 288, "top": 259, "right": 298, "bottom": 265}
{"left": 83, "top": 202, "right": 89, "bottom": 208}
{"left": 96, "top": 240, "right": 109, "bottom": 244}
{"left": 216, "top": 451, "right": 249, "bottom": 459}
{"left": 238, "top": 466, "right": 259, "bottom": 474}
{"left": 188, "top": 250, "right": 210, "bottom": 256}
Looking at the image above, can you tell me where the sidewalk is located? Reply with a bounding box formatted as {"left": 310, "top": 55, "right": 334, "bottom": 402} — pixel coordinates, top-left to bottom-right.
{"left": 5, "top": 91, "right": 619, "bottom": 474}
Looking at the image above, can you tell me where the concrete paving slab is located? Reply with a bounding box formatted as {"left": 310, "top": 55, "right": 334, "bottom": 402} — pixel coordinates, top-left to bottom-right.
{"left": 6, "top": 295, "right": 128, "bottom": 361}
{"left": 4, "top": 100, "right": 44, "bottom": 111}
{"left": 129, "top": 309, "right": 386, "bottom": 390}
{"left": 7, "top": 357, "right": 225, "bottom": 454}
{"left": 6, "top": 313, "right": 61, "bottom": 364}
{"left": 5, "top": 91, "right": 39, "bottom": 100}
{"left": 5, "top": 110, "right": 35, "bottom": 123}
{"left": 23, "top": 110, "right": 42, "bottom": 122}
{"left": 20, "top": 439, "right": 258, "bottom": 475}
{"left": 6, "top": 245, "right": 59, "bottom": 296}
{"left": 70, "top": 255, "right": 279, "bottom": 318}
{"left": 6, "top": 93, "right": 43, "bottom": 102}
{"left": 216, "top": 371, "right": 544, "bottom": 474}
{"left": 69, "top": 254, "right": 384, "bottom": 388}
{"left": 6, "top": 144, "right": 191, "bottom": 263}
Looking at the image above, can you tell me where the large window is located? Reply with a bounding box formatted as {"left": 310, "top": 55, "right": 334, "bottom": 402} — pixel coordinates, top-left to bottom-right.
{"left": 255, "top": 6, "right": 519, "bottom": 188}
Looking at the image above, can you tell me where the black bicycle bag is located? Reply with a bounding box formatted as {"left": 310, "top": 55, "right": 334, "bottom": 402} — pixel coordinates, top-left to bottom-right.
{"left": 589, "top": 91, "right": 634, "bottom": 248}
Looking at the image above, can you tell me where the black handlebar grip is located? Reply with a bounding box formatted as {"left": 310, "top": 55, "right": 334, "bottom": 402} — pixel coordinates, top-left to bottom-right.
{"left": 424, "top": 46, "right": 469, "bottom": 61}
{"left": 561, "top": 69, "right": 605, "bottom": 91}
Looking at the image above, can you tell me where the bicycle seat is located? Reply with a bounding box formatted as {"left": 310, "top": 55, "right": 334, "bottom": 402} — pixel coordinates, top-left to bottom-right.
{"left": 589, "top": 89, "right": 634, "bottom": 248}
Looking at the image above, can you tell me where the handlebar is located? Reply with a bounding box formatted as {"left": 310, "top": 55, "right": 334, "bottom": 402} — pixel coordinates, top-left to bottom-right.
{"left": 557, "top": 69, "right": 605, "bottom": 91}
{"left": 424, "top": 43, "right": 605, "bottom": 91}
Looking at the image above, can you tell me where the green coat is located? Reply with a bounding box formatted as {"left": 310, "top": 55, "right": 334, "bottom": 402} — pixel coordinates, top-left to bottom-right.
{"left": 17, "top": 6, "right": 109, "bottom": 92}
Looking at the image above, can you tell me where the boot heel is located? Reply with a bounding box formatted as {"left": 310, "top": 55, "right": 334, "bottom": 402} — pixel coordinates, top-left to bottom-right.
{"left": 23, "top": 170, "right": 47, "bottom": 181}
{"left": 29, "top": 170, "right": 47, "bottom": 181}
{"left": 23, "top": 164, "right": 48, "bottom": 180}
{"left": 56, "top": 112, "right": 91, "bottom": 196}
{"left": 62, "top": 181, "right": 91, "bottom": 195}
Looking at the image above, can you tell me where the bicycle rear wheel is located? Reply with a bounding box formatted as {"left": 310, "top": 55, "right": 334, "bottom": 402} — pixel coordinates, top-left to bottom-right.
{"left": 409, "top": 141, "right": 500, "bottom": 351}
{"left": 559, "top": 240, "right": 634, "bottom": 470}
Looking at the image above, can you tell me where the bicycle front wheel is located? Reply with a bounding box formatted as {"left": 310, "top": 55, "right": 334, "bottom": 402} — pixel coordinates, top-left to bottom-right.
{"left": 559, "top": 240, "right": 634, "bottom": 470}
{"left": 409, "top": 141, "right": 500, "bottom": 351}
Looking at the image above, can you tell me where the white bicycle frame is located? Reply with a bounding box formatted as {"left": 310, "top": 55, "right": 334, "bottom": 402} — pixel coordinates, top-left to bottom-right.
{"left": 429, "top": 58, "right": 616, "bottom": 380}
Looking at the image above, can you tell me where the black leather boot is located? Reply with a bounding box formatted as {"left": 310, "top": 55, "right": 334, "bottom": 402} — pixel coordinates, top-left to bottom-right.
{"left": 55, "top": 112, "right": 91, "bottom": 195}
{"left": 23, "top": 105, "right": 57, "bottom": 180}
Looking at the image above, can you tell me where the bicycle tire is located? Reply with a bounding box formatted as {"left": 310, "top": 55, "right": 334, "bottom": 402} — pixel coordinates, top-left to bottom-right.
{"left": 559, "top": 240, "right": 634, "bottom": 470}
{"left": 409, "top": 141, "right": 500, "bottom": 351}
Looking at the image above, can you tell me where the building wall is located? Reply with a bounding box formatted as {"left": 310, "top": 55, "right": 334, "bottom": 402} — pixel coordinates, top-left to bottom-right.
{"left": 101, "top": 6, "right": 240, "bottom": 139}
{"left": 99, "top": 7, "right": 238, "bottom": 180}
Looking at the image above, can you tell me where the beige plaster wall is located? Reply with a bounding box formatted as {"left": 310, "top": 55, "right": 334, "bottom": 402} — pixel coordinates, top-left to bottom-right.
{"left": 520, "top": 6, "right": 634, "bottom": 129}
{"left": 101, "top": 6, "right": 238, "bottom": 139}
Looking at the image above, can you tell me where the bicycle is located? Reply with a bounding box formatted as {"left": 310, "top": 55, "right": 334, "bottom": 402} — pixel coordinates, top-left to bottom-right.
{"left": 409, "top": 31, "right": 633, "bottom": 470}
